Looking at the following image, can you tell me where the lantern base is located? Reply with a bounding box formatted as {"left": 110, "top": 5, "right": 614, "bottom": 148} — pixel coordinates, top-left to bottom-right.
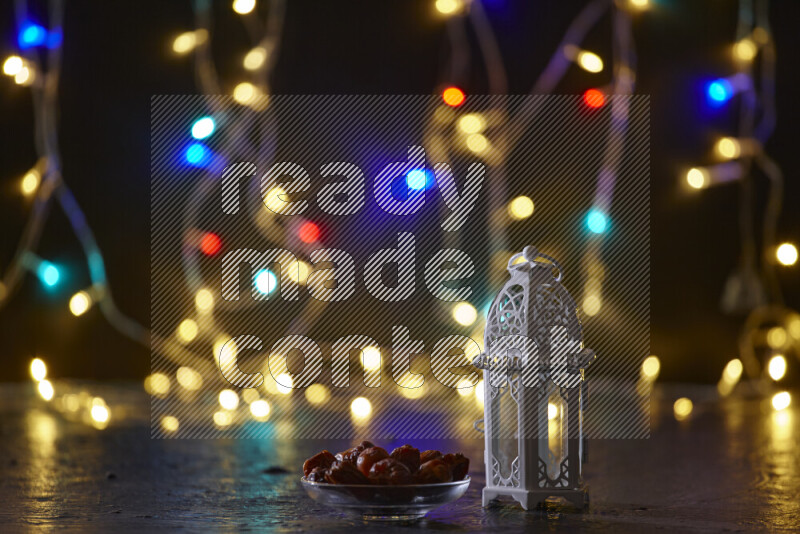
{"left": 483, "top": 486, "right": 588, "bottom": 511}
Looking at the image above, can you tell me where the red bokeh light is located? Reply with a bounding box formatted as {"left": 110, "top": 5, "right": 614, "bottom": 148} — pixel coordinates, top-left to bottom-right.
{"left": 442, "top": 86, "right": 466, "bottom": 107}
{"left": 199, "top": 232, "right": 222, "bottom": 256}
{"left": 583, "top": 89, "right": 606, "bottom": 109}
{"left": 298, "top": 222, "right": 320, "bottom": 243}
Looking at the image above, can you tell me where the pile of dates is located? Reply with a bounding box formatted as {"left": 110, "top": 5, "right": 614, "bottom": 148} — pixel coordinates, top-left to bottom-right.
{"left": 303, "top": 441, "right": 469, "bottom": 485}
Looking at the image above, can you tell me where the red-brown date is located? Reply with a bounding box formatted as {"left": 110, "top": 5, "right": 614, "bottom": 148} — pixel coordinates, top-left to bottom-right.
{"left": 442, "top": 452, "right": 469, "bottom": 481}
{"left": 356, "top": 446, "right": 390, "bottom": 476}
{"left": 303, "top": 450, "right": 335, "bottom": 477}
{"left": 419, "top": 450, "right": 443, "bottom": 464}
{"left": 335, "top": 441, "right": 375, "bottom": 464}
{"left": 416, "top": 459, "right": 453, "bottom": 484}
{"left": 390, "top": 444, "right": 420, "bottom": 473}
{"left": 324, "top": 460, "right": 370, "bottom": 485}
{"left": 306, "top": 466, "right": 328, "bottom": 483}
{"left": 367, "top": 458, "right": 413, "bottom": 485}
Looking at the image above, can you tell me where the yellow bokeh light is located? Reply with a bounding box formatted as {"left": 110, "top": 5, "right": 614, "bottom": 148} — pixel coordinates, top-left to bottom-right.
{"left": 144, "top": 373, "right": 170, "bottom": 396}
{"left": 233, "top": 0, "right": 256, "bottom": 14}
{"left": 456, "top": 378, "right": 474, "bottom": 397}
{"left": 629, "top": 0, "right": 649, "bottom": 9}
{"left": 453, "top": 302, "right": 478, "bottom": 326}
{"left": 458, "top": 113, "right": 485, "bottom": 134}
{"left": 767, "top": 326, "right": 787, "bottom": 349}
{"left": 673, "top": 397, "right": 693, "bottom": 421}
{"left": 214, "top": 410, "right": 233, "bottom": 427}
{"left": 242, "top": 388, "right": 260, "bottom": 404}
{"left": 715, "top": 137, "right": 740, "bottom": 160}
{"left": 91, "top": 403, "right": 110, "bottom": 423}
{"left": 361, "top": 346, "right": 382, "bottom": 371}
{"left": 768, "top": 355, "right": 787, "bottom": 381}
{"left": 21, "top": 170, "right": 40, "bottom": 196}
{"left": 263, "top": 186, "right": 288, "bottom": 213}
{"left": 286, "top": 260, "right": 311, "bottom": 285}
{"left": 435, "top": 0, "right": 463, "bottom": 15}
{"left": 723, "top": 358, "right": 743, "bottom": 383}
{"left": 3, "top": 55, "right": 23, "bottom": 76}
{"left": 176, "top": 318, "right": 199, "bottom": 343}
{"left": 195, "top": 288, "right": 214, "bottom": 313}
{"left": 219, "top": 389, "right": 240, "bottom": 410}
{"left": 733, "top": 38, "right": 757, "bottom": 62}
{"left": 305, "top": 383, "right": 330, "bottom": 405}
{"left": 475, "top": 379, "right": 485, "bottom": 406}
{"left": 350, "top": 397, "right": 372, "bottom": 419}
{"left": 161, "top": 416, "right": 180, "bottom": 433}
{"left": 465, "top": 133, "right": 489, "bottom": 153}
{"left": 233, "top": 82, "right": 265, "bottom": 106}
{"left": 69, "top": 291, "right": 92, "bottom": 317}
{"left": 686, "top": 167, "right": 709, "bottom": 189}
{"left": 641, "top": 355, "right": 661, "bottom": 381}
{"left": 38, "top": 379, "right": 54, "bottom": 401}
{"left": 30, "top": 358, "right": 47, "bottom": 382}
{"left": 548, "top": 403, "right": 559, "bottom": 420}
{"left": 577, "top": 51, "right": 604, "bottom": 73}
{"left": 582, "top": 294, "right": 601, "bottom": 316}
{"left": 772, "top": 391, "right": 791, "bottom": 411}
{"left": 508, "top": 196, "right": 534, "bottom": 220}
{"left": 243, "top": 46, "right": 267, "bottom": 70}
{"left": 172, "top": 30, "right": 207, "bottom": 54}
{"left": 176, "top": 366, "right": 203, "bottom": 390}
{"left": 14, "top": 66, "right": 33, "bottom": 86}
{"left": 398, "top": 372, "right": 425, "bottom": 399}
{"left": 776, "top": 243, "right": 798, "bottom": 266}
{"left": 250, "top": 399, "right": 270, "bottom": 419}
{"left": 275, "top": 372, "right": 294, "bottom": 394}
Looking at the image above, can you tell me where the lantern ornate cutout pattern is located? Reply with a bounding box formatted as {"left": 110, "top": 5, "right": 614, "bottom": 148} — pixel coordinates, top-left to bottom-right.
{"left": 473, "top": 246, "right": 595, "bottom": 509}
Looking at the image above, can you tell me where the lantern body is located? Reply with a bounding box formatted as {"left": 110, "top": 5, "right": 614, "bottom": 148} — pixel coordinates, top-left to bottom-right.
{"left": 474, "top": 246, "right": 594, "bottom": 510}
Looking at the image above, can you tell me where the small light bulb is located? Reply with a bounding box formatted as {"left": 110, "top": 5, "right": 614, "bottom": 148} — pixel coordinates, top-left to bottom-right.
{"left": 275, "top": 373, "right": 294, "bottom": 394}
{"left": 219, "top": 389, "right": 239, "bottom": 410}
{"left": 30, "top": 358, "right": 47, "bottom": 381}
{"left": 233, "top": 0, "right": 256, "bottom": 15}
{"left": 350, "top": 397, "right": 372, "bottom": 419}
{"left": 69, "top": 291, "right": 92, "bottom": 316}
{"left": 172, "top": 30, "right": 207, "bottom": 54}
{"left": 465, "top": 133, "right": 489, "bottom": 153}
{"left": 453, "top": 302, "right": 478, "bottom": 326}
{"left": 243, "top": 46, "right": 267, "bottom": 70}
{"left": 715, "top": 137, "right": 740, "bottom": 160}
{"left": 195, "top": 288, "right": 214, "bottom": 313}
{"left": 14, "top": 66, "right": 33, "bottom": 85}
{"left": 176, "top": 319, "right": 199, "bottom": 343}
{"left": 772, "top": 391, "right": 791, "bottom": 411}
{"left": 768, "top": 355, "right": 787, "bottom": 381}
{"left": 21, "top": 170, "right": 40, "bottom": 196}
{"left": 191, "top": 117, "right": 215, "bottom": 139}
{"left": 442, "top": 86, "right": 466, "bottom": 107}
{"left": 508, "top": 196, "right": 534, "bottom": 220}
{"left": 582, "top": 294, "right": 601, "bottom": 316}
{"left": 776, "top": 243, "right": 798, "bottom": 266}
{"left": 3, "top": 55, "right": 23, "bottom": 76}
{"left": 723, "top": 358, "right": 743, "bottom": 382}
{"left": 576, "top": 51, "right": 604, "bottom": 73}
{"left": 686, "top": 167, "right": 709, "bottom": 189}
{"left": 91, "top": 403, "right": 110, "bottom": 423}
{"left": 161, "top": 416, "right": 180, "bottom": 433}
{"left": 673, "top": 397, "right": 693, "bottom": 421}
{"left": 733, "top": 39, "right": 757, "bottom": 62}
{"left": 435, "top": 0, "right": 463, "bottom": 15}
{"left": 176, "top": 366, "right": 203, "bottom": 390}
{"left": 144, "top": 373, "right": 170, "bottom": 396}
{"left": 458, "top": 113, "right": 485, "bottom": 134}
{"left": 641, "top": 355, "right": 660, "bottom": 381}
{"left": 361, "top": 346, "right": 382, "bottom": 371}
{"left": 250, "top": 399, "right": 270, "bottom": 419}
{"left": 38, "top": 379, "right": 55, "bottom": 401}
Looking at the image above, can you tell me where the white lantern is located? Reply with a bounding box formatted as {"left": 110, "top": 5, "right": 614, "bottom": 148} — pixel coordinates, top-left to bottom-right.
{"left": 474, "top": 246, "right": 595, "bottom": 509}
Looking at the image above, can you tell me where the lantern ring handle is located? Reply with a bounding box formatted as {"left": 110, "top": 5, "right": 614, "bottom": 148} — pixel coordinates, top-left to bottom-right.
{"left": 508, "top": 246, "right": 563, "bottom": 282}
{"left": 473, "top": 418, "right": 485, "bottom": 434}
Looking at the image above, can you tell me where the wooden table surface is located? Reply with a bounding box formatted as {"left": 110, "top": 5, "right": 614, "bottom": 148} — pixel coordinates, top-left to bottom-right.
{"left": 0, "top": 381, "right": 797, "bottom": 532}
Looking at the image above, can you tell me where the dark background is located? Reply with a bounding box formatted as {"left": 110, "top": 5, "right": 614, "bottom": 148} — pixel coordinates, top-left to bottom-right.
{"left": 0, "top": 0, "right": 798, "bottom": 382}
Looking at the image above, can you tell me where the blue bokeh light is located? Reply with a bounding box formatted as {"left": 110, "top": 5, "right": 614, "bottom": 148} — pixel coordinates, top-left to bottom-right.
{"left": 255, "top": 269, "right": 277, "bottom": 294}
{"left": 18, "top": 22, "right": 47, "bottom": 49}
{"left": 586, "top": 209, "right": 609, "bottom": 234}
{"left": 707, "top": 79, "right": 733, "bottom": 106}
{"left": 37, "top": 262, "right": 60, "bottom": 287}
{"left": 406, "top": 169, "right": 429, "bottom": 191}
{"left": 46, "top": 28, "right": 63, "bottom": 49}
{"left": 185, "top": 143, "right": 210, "bottom": 167}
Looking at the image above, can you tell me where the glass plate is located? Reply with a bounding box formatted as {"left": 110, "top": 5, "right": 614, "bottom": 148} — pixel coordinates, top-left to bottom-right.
{"left": 300, "top": 476, "right": 471, "bottom": 521}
